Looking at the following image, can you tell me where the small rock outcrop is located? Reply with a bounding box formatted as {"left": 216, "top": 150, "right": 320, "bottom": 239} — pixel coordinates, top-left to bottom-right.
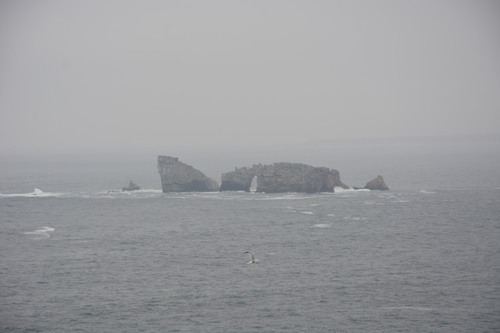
{"left": 122, "top": 180, "right": 141, "bottom": 192}
{"left": 157, "top": 156, "right": 219, "bottom": 192}
{"left": 364, "top": 175, "right": 389, "bottom": 191}
{"left": 221, "top": 162, "right": 348, "bottom": 193}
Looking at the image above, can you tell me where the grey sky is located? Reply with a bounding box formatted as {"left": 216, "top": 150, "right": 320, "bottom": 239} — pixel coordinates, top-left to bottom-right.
{"left": 1, "top": 0, "right": 499, "bottom": 154}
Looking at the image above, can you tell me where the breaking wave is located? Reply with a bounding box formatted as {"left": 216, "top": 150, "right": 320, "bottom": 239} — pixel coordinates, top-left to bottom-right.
{"left": 334, "top": 187, "right": 370, "bottom": 193}
{"left": 311, "top": 224, "right": 330, "bottom": 228}
{"left": 208, "top": 193, "right": 333, "bottom": 201}
{"left": 257, "top": 194, "right": 331, "bottom": 201}
{"left": 97, "top": 188, "right": 164, "bottom": 199}
{"left": 343, "top": 216, "right": 367, "bottom": 221}
{"left": 0, "top": 188, "right": 167, "bottom": 199}
{"left": 0, "top": 188, "right": 65, "bottom": 198}
{"left": 24, "top": 226, "right": 55, "bottom": 238}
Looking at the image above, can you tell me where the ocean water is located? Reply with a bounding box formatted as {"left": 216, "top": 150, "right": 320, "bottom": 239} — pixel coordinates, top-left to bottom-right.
{"left": 1, "top": 144, "right": 500, "bottom": 332}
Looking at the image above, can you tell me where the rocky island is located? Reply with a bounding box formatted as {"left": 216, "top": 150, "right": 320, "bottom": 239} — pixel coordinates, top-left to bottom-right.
{"left": 220, "top": 162, "right": 349, "bottom": 193}
{"left": 157, "top": 155, "right": 388, "bottom": 193}
{"left": 122, "top": 180, "right": 141, "bottom": 192}
{"left": 363, "top": 175, "right": 389, "bottom": 191}
{"left": 157, "top": 156, "right": 219, "bottom": 192}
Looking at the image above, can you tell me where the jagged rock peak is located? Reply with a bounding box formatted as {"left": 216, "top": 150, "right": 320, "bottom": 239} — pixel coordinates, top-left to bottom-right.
{"left": 364, "top": 175, "right": 389, "bottom": 191}
{"left": 157, "top": 156, "right": 219, "bottom": 192}
{"left": 122, "top": 180, "right": 141, "bottom": 192}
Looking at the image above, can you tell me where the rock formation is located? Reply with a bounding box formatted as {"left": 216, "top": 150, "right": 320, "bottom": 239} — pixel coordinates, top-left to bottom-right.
{"left": 157, "top": 156, "right": 219, "bottom": 192}
{"left": 363, "top": 175, "right": 389, "bottom": 191}
{"left": 221, "top": 162, "right": 348, "bottom": 193}
{"left": 122, "top": 180, "right": 141, "bottom": 192}
{"left": 219, "top": 166, "right": 256, "bottom": 191}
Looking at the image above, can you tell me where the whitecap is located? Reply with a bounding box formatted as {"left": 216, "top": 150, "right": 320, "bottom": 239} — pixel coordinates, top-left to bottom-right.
{"left": 419, "top": 189, "right": 436, "bottom": 194}
{"left": 263, "top": 194, "right": 310, "bottom": 200}
{"left": 334, "top": 187, "right": 370, "bottom": 193}
{"left": 117, "top": 188, "right": 164, "bottom": 195}
{"left": 300, "top": 211, "right": 314, "bottom": 215}
{"left": 254, "top": 193, "right": 332, "bottom": 201}
{"left": 24, "top": 226, "right": 55, "bottom": 238}
{"left": 311, "top": 224, "right": 330, "bottom": 228}
{"left": 190, "top": 192, "right": 225, "bottom": 199}
{"left": 136, "top": 189, "right": 163, "bottom": 193}
{"left": 0, "top": 188, "right": 65, "bottom": 198}
{"left": 95, "top": 188, "right": 164, "bottom": 199}
{"left": 343, "top": 216, "right": 367, "bottom": 221}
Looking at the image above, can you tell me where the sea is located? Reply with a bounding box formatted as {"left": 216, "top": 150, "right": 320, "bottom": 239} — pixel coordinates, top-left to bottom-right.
{"left": 1, "top": 138, "right": 500, "bottom": 332}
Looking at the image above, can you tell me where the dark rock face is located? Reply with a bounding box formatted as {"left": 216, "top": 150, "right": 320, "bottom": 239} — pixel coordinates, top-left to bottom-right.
{"left": 364, "top": 175, "right": 389, "bottom": 191}
{"left": 219, "top": 166, "right": 256, "bottom": 191}
{"left": 122, "top": 180, "right": 141, "bottom": 192}
{"left": 221, "top": 162, "right": 348, "bottom": 193}
{"left": 157, "top": 156, "right": 219, "bottom": 192}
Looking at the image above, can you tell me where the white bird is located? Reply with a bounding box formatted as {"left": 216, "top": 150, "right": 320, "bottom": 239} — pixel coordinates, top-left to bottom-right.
{"left": 245, "top": 251, "right": 260, "bottom": 264}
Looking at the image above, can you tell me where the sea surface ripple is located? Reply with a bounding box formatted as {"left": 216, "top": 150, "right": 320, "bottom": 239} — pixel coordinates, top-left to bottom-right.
{"left": 1, "top": 187, "right": 499, "bottom": 332}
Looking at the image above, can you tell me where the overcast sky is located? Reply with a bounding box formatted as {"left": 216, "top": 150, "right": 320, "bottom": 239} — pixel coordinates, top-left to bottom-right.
{"left": 1, "top": 0, "right": 499, "bottom": 155}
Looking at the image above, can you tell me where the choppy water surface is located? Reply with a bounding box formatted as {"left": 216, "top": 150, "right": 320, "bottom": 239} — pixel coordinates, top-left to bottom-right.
{"left": 1, "top": 186, "right": 499, "bottom": 332}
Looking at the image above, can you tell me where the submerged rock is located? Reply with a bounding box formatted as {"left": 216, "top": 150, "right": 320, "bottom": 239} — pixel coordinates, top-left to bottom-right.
{"left": 221, "top": 162, "right": 348, "bottom": 193}
{"left": 364, "top": 175, "right": 389, "bottom": 191}
{"left": 157, "top": 156, "right": 219, "bottom": 192}
{"left": 122, "top": 180, "right": 141, "bottom": 192}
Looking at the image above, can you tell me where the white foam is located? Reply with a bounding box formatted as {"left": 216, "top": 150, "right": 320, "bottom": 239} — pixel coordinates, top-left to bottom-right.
{"left": 311, "top": 224, "right": 330, "bottom": 228}
{"left": 262, "top": 194, "right": 315, "bottom": 201}
{"left": 343, "top": 216, "right": 367, "bottom": 221}
{"left": 24, "top": 226, "right": 55, "bottom": 238}
{"left": 300, "top": 211, "right": 314, "bottom": 215}
{"left": 0, "top": 188, "right": 64, "bottom": 198}
{"left": 419, "top": 189, "right": 436, "bottom": 194}
{"left": 96, "top": 188, "right": 164, "bottom": 199}
{"left": 132, "top": 189, "right": 163, "bottom": 194}
{"left": 334, "top": 187, "right": 370, "bottom": 193}
{"left": 33, "top": 188, "right": 44, "bottom": 195}
{"left": 104, "top": 188, "right": 163, "bottom": 194}
{"left": 257, "top": 193, "right": 334, "bottom": 201}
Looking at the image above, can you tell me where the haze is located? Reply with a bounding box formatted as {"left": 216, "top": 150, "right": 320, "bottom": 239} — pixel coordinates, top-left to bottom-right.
{"left": 1, "top": 0, "right": 499, "bottom": 155}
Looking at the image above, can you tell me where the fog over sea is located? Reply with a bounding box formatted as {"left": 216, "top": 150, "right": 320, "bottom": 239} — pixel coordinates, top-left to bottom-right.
{"left": 1, "top": 138, "right": 499, "bottom": 332}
